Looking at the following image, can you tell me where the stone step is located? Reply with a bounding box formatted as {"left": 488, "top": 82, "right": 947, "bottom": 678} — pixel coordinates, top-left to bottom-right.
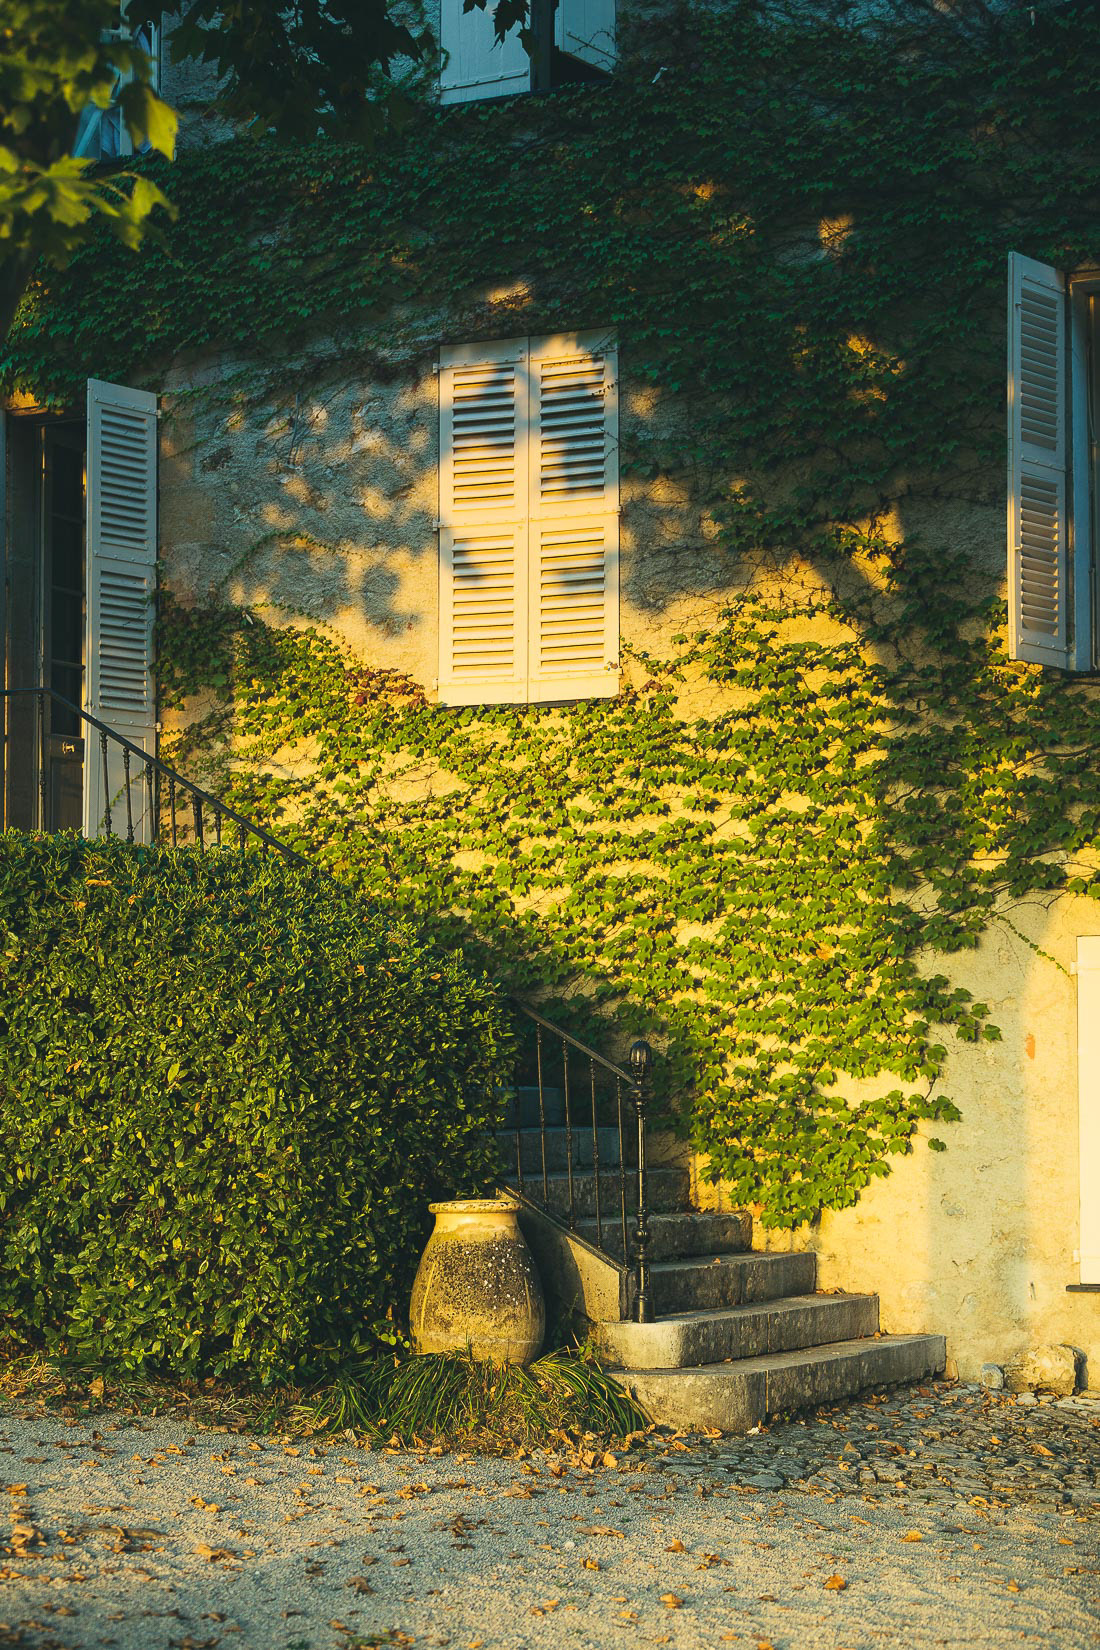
{"left": 520, "top": 1166, "right": 692, "bottom": 1220}
{"left": 574, "top": 1210, "right": 752, "bottom": 1262}
{"left": 610, "top": 1333, "right": 947, "bottom": 1433}
{"left": 504, "top": 1086, "right": 567, "bottom": 1128}
{"left": 594, "top": 1290, "right": 876, "bottom": 1370}
{"left": 497, "top": 1126, "right": 633, "bottom": 1173}
{"left": 649, "top": 1250, "right": 817, "bottom": 1314}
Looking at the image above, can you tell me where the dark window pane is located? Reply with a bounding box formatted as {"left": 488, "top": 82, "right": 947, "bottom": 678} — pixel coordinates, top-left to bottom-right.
{"left": 53, "top": 445, "right": 84, "bottom": 519}
{"left": 51, "top": 589, "right": 82, "bottom": 667}
{"left": 51, "top": 518, "right": 83, "bottom": 592}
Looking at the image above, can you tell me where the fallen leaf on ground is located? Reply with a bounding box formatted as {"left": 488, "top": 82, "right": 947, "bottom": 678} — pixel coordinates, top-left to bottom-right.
{"left": 582, "top": 1557, "right": 600, "bottom": 1570}
{"left": 660, "top": 1593, "right": 684, "bottom": 1608}
{"left": 346, "top": 1577, "right": 374, "bottom": 1594}
{"left": 824, "top": 1574, "right": 847, "bottom": 1590}
{"left": 901, "top": 1530, "right": 923, "bottom": 1542}
{"left": 194, "top": 1543, "right": 235, "bottom": 1562}
{"left": 666, "top": 1538, "right": 686, "bottom": 1552}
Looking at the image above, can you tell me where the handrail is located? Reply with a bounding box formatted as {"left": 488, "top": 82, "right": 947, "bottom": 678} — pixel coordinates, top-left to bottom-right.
{"left": 2, "top": 684, "right": 656, "bottom": 1322}
{"left": 1, "top": 687, "right": 310, "bottom": 866}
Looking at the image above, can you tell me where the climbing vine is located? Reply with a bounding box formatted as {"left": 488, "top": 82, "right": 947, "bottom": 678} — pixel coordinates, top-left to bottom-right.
{"left": 8, "top": 0, "right": 1100, "bottom": 1225}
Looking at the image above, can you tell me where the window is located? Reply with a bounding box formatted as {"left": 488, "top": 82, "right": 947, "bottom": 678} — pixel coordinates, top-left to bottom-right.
{"left": 439, "top": 0, "right": 615, "bottom": 105}
{"left": 1007, "top": 251, "right": 1096, "bottom": 669}
{"left": 72, "top": 11, "right": 159, "bottom": 161}
{"left": 437, "top": 331, "right": 619, "bottom": 706}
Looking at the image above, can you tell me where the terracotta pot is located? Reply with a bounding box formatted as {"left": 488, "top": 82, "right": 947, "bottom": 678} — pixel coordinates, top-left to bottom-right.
{"left": 409, "top": 1197, "right": 545, "bottom": 1365}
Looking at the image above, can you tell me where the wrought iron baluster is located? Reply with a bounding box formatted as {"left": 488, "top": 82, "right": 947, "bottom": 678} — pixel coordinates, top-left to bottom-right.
{"left": 563, "top": 1041, "right": 575, "bottom": 1229}
{"left": 238, "top": 821, "right": 247, "bottom": 852}
{"left": 100, "top": 731, "right": 112, "bottom": 837}
{"left": 169, "top": 774, "right": 177, "bottom": 847}
{"left": 37, "top": 691, "right": 48, "bottom": 829}
{"left": 629, "top": 1039, "right": 653, "bottom": 1324}
{"left": 535, "top": 1024, "right": 549, "bottom": 1205}
{"left": 193, "top": 795, "right": 204, "bottom": 849}
{"left": 122, "top": 747, "right": 134, "bottom": 843}
{"left": 144, "top": 758, "right": 155, "bottom": 843}
{"left": 214, "top": 807, "right": 222, "bottom": 847}
{"left": 616, "top": 1076, "right": 629, "bottom": 1264}
{"left": 589, "top": 1056, "right": 602, "bottom": 1251}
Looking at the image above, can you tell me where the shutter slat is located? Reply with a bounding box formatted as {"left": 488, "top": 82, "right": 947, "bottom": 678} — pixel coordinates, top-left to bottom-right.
{"left": 439, "top": 0, "right": 530, "bottom": 103}
{"left": 1007, "top": 253, "right": 1073, "bottom": 668}
{"left": 84, "top": 378, "right": 157, "bottom": 840}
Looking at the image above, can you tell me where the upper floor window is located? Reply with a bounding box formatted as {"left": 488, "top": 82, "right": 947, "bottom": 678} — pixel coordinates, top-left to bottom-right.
{"left": 439, "top": 0, "right": 615, "bottom": 105}
{"left": 437, "top": 331, "right": 619, "bottom": 705}
{"left": 72, "top": 11, "right": 159, "bottom": 161}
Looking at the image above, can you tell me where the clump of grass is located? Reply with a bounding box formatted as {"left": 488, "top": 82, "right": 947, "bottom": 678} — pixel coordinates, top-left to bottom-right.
{"left": 302, "top": 1345, "right": 648, "bottom": 1450}
{"left": 0, "top": 1342, "right": 649, "bottom": 1453}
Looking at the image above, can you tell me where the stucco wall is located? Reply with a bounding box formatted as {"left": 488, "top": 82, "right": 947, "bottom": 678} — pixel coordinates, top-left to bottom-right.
{"left": 156, "top": 332, "right": 1098, "bottom": 1388}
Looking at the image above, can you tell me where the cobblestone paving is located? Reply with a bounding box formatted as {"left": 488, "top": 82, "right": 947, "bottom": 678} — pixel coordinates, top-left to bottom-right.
{"left": 0, "top": 1378, "right": 1095, "bottom": 1650}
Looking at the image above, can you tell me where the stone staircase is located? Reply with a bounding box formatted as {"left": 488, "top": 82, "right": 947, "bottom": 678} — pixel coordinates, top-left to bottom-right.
{"left": 498, "top": 1087, "right": 945, "bottom": 1432}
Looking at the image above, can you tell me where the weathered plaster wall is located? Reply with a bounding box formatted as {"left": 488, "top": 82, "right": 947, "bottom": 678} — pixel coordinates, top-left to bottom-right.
{"left": 737, "top": 898, "right": 1100, "bottom": 1386}
{"left": 156, "top": 336, "right": 1098, "bottom": 1387}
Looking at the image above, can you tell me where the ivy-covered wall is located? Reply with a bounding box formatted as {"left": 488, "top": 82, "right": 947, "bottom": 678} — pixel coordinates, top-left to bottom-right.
{"left": 7, "top": 0, "right": 1100, "bottom": 1371}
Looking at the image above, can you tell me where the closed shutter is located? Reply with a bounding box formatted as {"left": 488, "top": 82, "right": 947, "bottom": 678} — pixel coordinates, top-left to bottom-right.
{"left": 439, "top": 0, "right": 531, "bottom": 103}
{"left": 83, "top": 378, "right": 157, "bottom": 841}
{"left": 438, "top": 340, "right": 530, "bottom": 705}
{"left": 1076, "top": 937, "right": 1100, "bottom": 1284}
{"left": 1007, "top": 252, "right": 1073, "bottom": 668}
{"left": 528, "top": 332, "right": 619, "bottom": 702}
{"left": 72, "top": 20, "right": 159, "bottom": 160}
{"left": 556, "top": 0, "right": 616, "bottom": 71}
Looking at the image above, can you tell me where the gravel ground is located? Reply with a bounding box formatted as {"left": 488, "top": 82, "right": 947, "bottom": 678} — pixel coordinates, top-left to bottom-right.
{"left": 0, "top": 1379, "right": 1096, "bottom": 1650}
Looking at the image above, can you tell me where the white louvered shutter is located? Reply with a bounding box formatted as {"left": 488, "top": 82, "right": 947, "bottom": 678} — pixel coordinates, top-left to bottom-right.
{"left": 439, "top": 0, "right": 531, "bottom": 103}
{"left": 83, "top": 378, "right": 157, "bottom": 841}
{"left": 72, "top": 20, "right": 159, "bottom": 160}
{"left": 1076, "top": 937, "right": 1100, "bottom": 1285}
{"left": 527, "top": 331, "right": 619, "bottom": 702}
{"left": 1007, "top": 252, "right": 1073, "bottom": 668}
{"left": 438, "top": 341, "right": 530, "bottom": 705}
{"left": 556, "top": 0, "right": 616, "bottom": 71}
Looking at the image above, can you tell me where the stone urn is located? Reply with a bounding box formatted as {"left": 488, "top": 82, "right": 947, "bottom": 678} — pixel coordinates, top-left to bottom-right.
{"left": 409, "top": 1197, "right": 545, "bottom": 1365}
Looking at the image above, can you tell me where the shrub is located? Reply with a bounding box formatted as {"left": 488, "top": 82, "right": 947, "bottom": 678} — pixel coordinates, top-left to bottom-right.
{"left": 0, "top": 833, "right": 513, "bottom": 1383}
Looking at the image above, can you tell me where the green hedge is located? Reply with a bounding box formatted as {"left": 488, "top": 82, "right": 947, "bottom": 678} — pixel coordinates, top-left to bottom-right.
{"left": 0, "top": 833, "right": 513, "bottom": 1382}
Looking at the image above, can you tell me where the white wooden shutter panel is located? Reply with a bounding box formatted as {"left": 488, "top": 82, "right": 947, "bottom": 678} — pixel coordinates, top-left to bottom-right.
{"left": 1007, "top": 252, "right": 1074, "bottom": 668}
{"left": 439, "top": 0, "right": 531, "bottom": 103}
{"left": 83, "top": 378, "right": 157, "bottom": 841}
{"left": 438, "top": 341, "right": 530, "bottom": 705}
{"left": 1076, "top": 937, "right": 1100, "bottom": 1284}
{"left": 527, "top": 331, "right": 619, "bottom": 702}
{"left": 556, "top": 0, "right": 616, "bottom": 71}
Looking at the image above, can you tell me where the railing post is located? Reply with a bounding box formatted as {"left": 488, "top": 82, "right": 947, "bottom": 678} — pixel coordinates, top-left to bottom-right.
{"left": 37, "top": 690, "right": 48, "bottom": 830}
{"left": 629, "top": 1038, "right": 653, "bottom": 1324}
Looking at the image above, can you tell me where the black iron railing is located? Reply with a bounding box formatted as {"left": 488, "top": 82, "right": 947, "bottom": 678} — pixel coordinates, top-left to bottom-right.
{"left": 1, "top": 688, "right": 309, "bottom": 864}
{"left": 504, "top": 1006, "right": 655, "bottom": 1323}
{"left": 1, "top": 685, "right": 657, "bottom": 1322}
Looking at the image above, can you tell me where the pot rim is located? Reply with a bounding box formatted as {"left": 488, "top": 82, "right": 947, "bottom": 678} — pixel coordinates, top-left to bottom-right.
{"left": 428, "top": 1197, "right": 521, "bottom": 1215}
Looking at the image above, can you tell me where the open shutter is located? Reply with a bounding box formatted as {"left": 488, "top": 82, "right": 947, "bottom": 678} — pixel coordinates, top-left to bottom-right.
{"left": 527, "top": 331, "right": 619, "bottom": 703}
{"left": 83, "top": 378, "right": 157, "bottom": 841}
{"left": 439, "top": 0, "right": 531, "bottom": 103}
{"left": 1076, "top": 937, "right": 1100, "bottom": 1285}
{"left": 555, "top": 0, "right": 616, "bottom": 71}
{"left": 438, "top": 340, "right": 530, "bottom": 705}
{"left": 1007, "top": 252, "right": 1073, "bottom": 668}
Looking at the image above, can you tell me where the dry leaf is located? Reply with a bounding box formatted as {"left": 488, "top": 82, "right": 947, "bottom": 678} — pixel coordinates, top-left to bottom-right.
{"left": 582, "top": 1557, "right": 600, "bottom": 1570}
{"left": 88, "top": 1378, "right": 105, "bottom": 1399}
{"left": 666, "top": 1538, "right": 686, "bottom": 1552}
{"left": 824, "top": 1574, "right": 847, "bottom": 1590}
{"left": 1033, "top": 1445, "right": 1054, "bottom": 1458}
{"left": 194, "top": 1543, "right": 235, "bottom": 1562}
{"left": 660, "top": 1593, "right": 684, "bottom": 1608}
{"left": 901, "top": 1530, "right": 923, "bottom": 1542}
{"left": 346, "top": 1577, "right": 374, "bottom": 1595}
{"left": 619, "top": 1610, "right": 638, "bottom": 1622}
